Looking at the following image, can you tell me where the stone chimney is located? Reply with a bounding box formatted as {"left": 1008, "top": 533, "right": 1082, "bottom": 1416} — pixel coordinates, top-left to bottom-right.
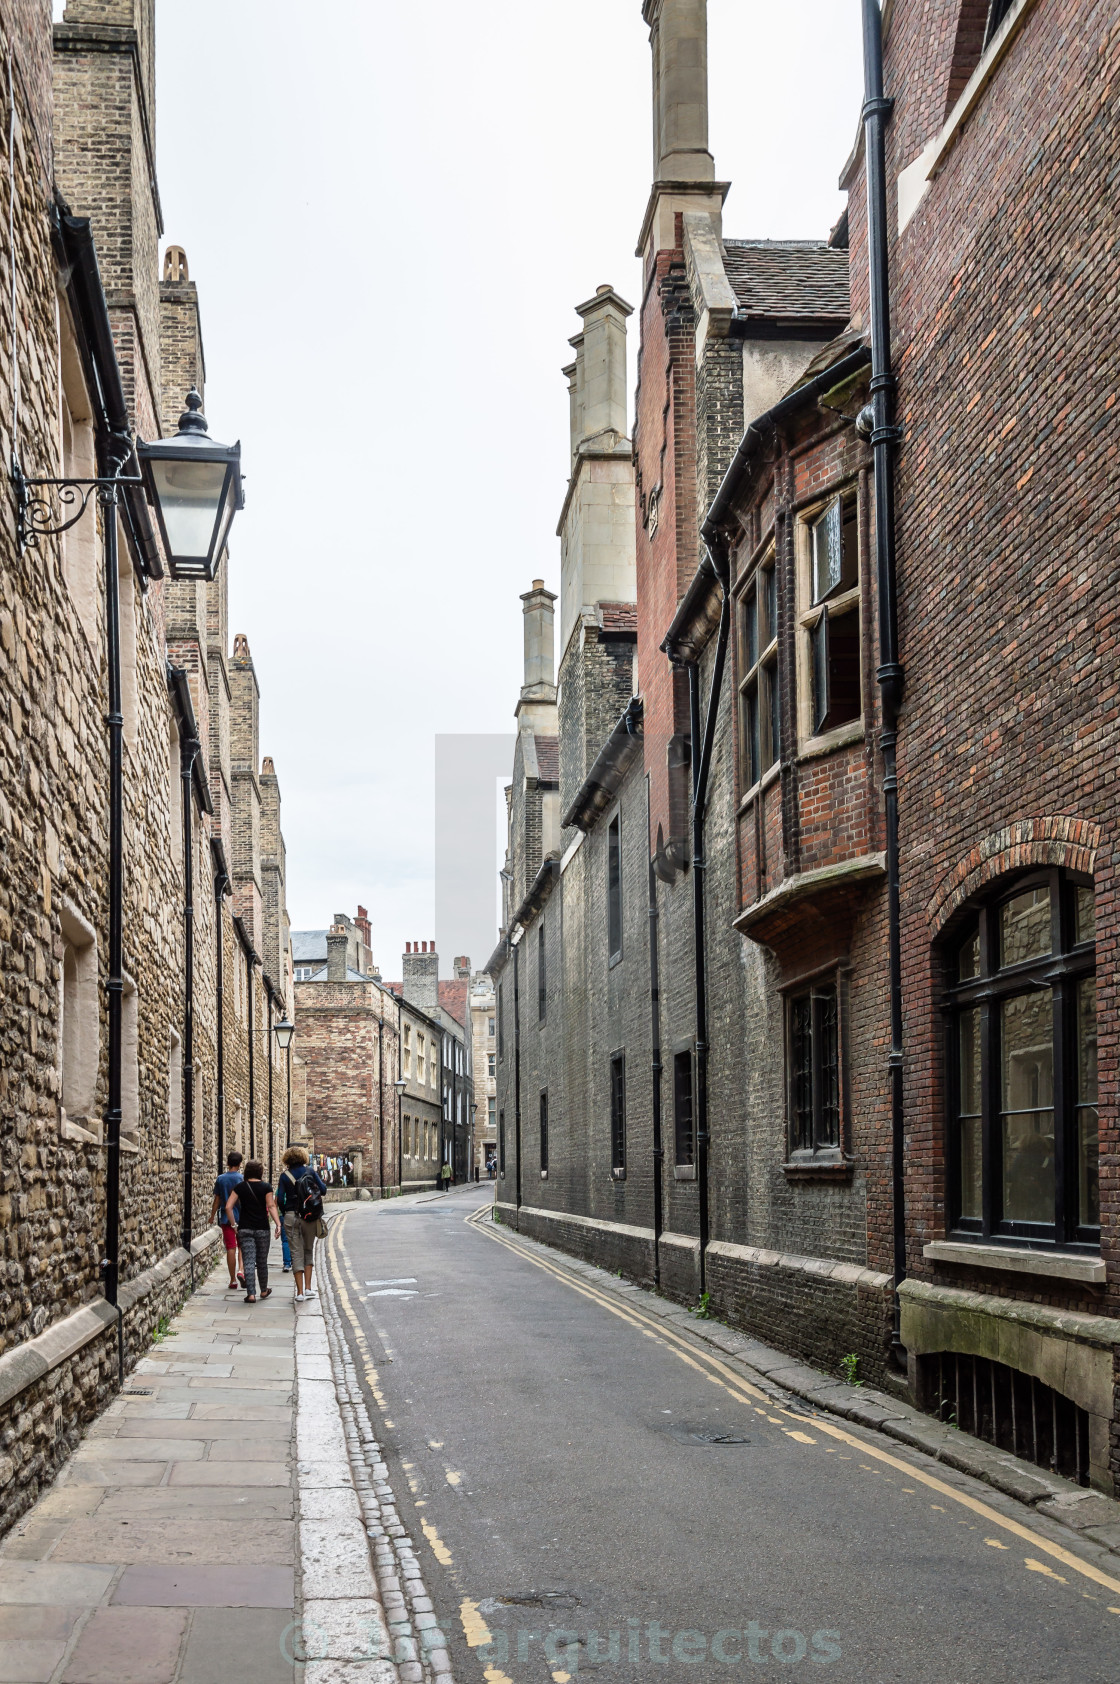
{"left": 518, "top": 581, "right": 557, "bottom": 722}
{"left": 454, "top": 956, "right": 471, "bottom": 980}
{"left": 327, "top": 923, "right": 349, "bottom": 983}
{"left": 570, "top": 285, "right": 632, "bottom": 455}
{"left": 638, "top": 0, "right": 727, "bottom": 262}
{"left": 403, "top": 941, "right": 439, "bottom": 1015}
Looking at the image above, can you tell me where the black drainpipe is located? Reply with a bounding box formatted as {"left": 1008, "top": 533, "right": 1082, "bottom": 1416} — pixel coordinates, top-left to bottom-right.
{"left": 861, "top": 0, "right": 906, "bottom": 1364}
{"left": 646, "top": 774, "right": 664, "bottom": 1289}
{"left": 512, "top": 939, "right": 523, "bottom": 1216}
{"left": 684, "top": 547, "right": 732, "bottom": 1301}
{"left": 247, "top": 946, "right": 255, "bottom": 1158}
{"left": 266, "top": 987, "right": 275, "bottom": 1183}
{"left": 213, "top": 854, "right": 228, "bottom": 1171}
{"left": 180, "top": 725, "right": 200, "bottom": 1278}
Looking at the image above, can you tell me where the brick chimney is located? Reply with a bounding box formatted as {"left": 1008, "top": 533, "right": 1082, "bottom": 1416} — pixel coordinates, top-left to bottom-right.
{"left": 327, "top": 923, "right": 349, "bottom": 983}
{"left": 454, "top": 956, "right": 471, "bottom": 980}
{"left": 402, "top": 941, "right": 439, "bottom": 1015}
{"left": 354, "top": 905, "right": 371, "bottom": 950}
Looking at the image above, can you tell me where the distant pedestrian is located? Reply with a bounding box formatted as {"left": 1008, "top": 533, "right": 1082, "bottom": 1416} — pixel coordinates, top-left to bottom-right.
{"left": 225, "top": 1159, "right": 280, "bottom": 1304}
{"left": 277, "top": 1144, "right": 328, "bottom": 1303}
{"left": 210, "top": 1151, "right": 245, "bottom": 1291}
{"left": 441, "top": 1160, "right": 452, "bottom": 1190}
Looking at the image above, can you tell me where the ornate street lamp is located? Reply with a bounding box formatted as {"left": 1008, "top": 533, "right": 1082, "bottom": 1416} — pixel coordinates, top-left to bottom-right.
{"left": 273, "top": 1018, "right": 295, "bottom": 1146}
{"left": 393, "top": 1078, "right": 407, "bottom": 1197}
{"left": 137, "top": 390, "right": 243, "bottom": 581}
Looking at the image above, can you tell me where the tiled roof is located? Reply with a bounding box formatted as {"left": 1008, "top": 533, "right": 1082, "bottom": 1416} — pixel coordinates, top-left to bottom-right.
{"left": 438, "top": 979, "right": 469, "bottom": 1029}
{"left": 534, "top": 735, "right": 560, "bottom": 786}
{"left": 722, "top": 241, "right": 850, "bottom": 322}
{"left": 291, "top": 929, "right": 328, "bottom": 961}
{"left": 598, "top": 601, "right": 637, "bottom": 637}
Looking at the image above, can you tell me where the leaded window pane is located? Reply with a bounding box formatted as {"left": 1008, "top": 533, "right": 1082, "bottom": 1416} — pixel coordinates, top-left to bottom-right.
{"left": 1000, "top": 887, "right": 1051, "bottom": 967}
{"left": 957, "top": 928, "right": 980, "bottom": 981}
{"left": 958, "top": 1006, "right": 982, "bottom": 1220}
{"left": 1075, "top": 885, "right": 1095, "bottom": 946}
{"left": 816, "top": 989, "right": 839, "bottom": 1148}
{"left": 811, "top": 499, "right": 843, "bottom": 604}
{"left": 1000, "top": 990, "right": 1054, "bottom": 1223}
{"left": 790, "top": 996, "right": 814, "bottom": 1154}
{"left": 1077, "top": 978, "right": 1099, "bottom": 1228}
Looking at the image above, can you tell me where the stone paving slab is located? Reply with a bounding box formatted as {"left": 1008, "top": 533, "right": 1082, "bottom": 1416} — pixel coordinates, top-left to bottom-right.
{"left": 61, "top": 1607, "right": 188, "bottom": 1684}
{"left": 176, "top": 1607, "right": 295, "bottom": 1684}
{"left": 112, "top": 1565, "right": 295, "bottom": 1608}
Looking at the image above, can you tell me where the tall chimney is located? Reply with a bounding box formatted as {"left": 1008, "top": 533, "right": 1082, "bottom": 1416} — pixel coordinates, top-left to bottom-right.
{"left": 637, "top": 1, "right": 727, "bottom": 263}
{"left": 520, "top": 581, "right": 557, "bottom": 700}
{"left": 327, "top": 923, "right": 349, "bottom": 983}
{"left": 645, "top": 0, "right": 713, "bottom": 183}
{"left": 402, "top": 942, "right": 439, "bottom": 1015}
{"left": 571, "top": 285, "right": 633, "bottom": 451}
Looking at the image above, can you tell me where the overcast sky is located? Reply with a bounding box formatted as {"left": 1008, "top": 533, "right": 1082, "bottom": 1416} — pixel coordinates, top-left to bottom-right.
{"left": 137, "top": 0, "right": 863, "bottom": 972}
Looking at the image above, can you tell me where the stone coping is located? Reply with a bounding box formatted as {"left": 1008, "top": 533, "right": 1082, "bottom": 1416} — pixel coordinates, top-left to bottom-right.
{"left": 0, "top": 1226, "right": 220, "bottom": 1411}
{"left": 498, "top": 1200, "right": 654, "bottom": 1245}
{"left": 708, "top": 1238, "right": 892, "bottom": 1291}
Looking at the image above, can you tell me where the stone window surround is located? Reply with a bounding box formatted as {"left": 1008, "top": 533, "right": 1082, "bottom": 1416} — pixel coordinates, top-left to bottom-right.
{"left": 794, "top": 485, "right": 864, "bottom": 756}
{"left": 58, "top": 898, "right": 99, "bottom": 1144}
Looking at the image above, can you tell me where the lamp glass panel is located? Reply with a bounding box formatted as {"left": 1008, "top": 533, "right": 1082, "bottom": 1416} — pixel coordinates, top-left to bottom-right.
{"left": 151, "top": 458, "right": 228, "bottom": 558}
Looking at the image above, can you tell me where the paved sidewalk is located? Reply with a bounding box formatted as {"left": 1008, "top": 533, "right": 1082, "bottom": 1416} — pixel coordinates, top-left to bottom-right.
{"left": 0, "top": 1261, "right": 302, "bottom": 1684}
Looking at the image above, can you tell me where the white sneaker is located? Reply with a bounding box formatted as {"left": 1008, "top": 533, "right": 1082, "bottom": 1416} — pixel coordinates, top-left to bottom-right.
{"left": 294, "top": 1292, "right": 305, "bottom": 1302}
{"left": 303, "top": 1287, "right": 317, "bottom": 1298}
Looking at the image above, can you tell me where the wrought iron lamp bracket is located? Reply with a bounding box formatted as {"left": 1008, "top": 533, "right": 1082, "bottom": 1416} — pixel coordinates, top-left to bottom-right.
{"left": 11, "top": 457, "right": 143, "bottom": 555}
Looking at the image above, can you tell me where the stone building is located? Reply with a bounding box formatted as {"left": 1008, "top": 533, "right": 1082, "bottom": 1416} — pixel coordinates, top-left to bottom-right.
{"left": 385, "top": 945, "right": 472, "bottom": 1184}
{"left": 291, "top": 906, "right": 378, "bottom": 982}
{"left": 493, "top": 0, "right": 1120, "bottom": 1493}
{"left": 470, "top": 968, "right": 497, "bottom": 1175}
{"left": 0, "top": 0, "right": 295, "bottom": 1535}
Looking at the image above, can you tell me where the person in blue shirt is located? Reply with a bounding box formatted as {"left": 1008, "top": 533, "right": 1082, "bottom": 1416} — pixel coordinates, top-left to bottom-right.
{"left": 209, "top": 1150, "right": 245, "bottom": 1290}
{"left": 276, "top": 1145, "right": 328, "bottom": 1302}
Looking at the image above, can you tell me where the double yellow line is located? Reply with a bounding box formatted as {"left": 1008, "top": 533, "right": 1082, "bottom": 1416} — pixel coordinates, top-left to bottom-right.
{"left": 467, "top": 1205, "right": 1120, "bottom": 1602}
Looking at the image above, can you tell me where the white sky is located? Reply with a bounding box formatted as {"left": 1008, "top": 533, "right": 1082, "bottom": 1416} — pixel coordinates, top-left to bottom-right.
{"left": 142, "top": 0, "right": 863, "bottom": 971}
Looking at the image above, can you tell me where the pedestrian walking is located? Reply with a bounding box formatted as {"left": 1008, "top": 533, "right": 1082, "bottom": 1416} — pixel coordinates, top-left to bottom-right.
{"left": 225, "top": 1159, "right": 280, "bottom": 1304}
{"left": 441, "top": 1159, "right": 452, "bottom": 1191}
{"left": 210, "top": 1150, "right": 245, "bottom": 1290}
{"left": 277, "top": 1144, "right": 328, "bottom": 1304}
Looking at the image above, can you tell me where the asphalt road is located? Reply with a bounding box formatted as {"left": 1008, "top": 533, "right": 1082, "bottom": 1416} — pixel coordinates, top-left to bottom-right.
{"left": 325, "top": 1188, "right": 1118, "bottom": 1684}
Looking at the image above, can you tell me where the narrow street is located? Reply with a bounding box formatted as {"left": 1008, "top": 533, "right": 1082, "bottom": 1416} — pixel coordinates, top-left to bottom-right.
{"left": 324, "top": 1192, "right": 1120, "bottom": 1684}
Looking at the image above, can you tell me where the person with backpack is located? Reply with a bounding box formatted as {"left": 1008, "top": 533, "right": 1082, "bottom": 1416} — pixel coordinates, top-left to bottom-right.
{"left": 210, "top": 1150, "right": 245, "bottom": 1291}
{"left": 223, "top": 1160, "right": 280, "bottom": 1304}
{"left": 277, "top": 1145, "right": 328, "bottom": 1303}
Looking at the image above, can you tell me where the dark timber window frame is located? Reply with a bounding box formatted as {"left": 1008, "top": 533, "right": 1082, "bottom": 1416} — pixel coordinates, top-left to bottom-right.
{"left": 672, "top": 1046, "right": 695, "bottom": 1174}
{"left": 539, "top": 1089, "right": 549, "bottom": 1178}
{"left": 785, "top": 971, "right": 845, "bottom": 1163}
{"left": 944, "top": 869, "right": 1098, "bottom": 1252}
{"left": 799, "top": 492, "right": 861, "bottom": 742}
{"left": 610, "top": 1050, "right": 626, "bottom": 1179}
{"left": 984, "top": 0, "right": 1015, "bottom": 46}
{"left": 498, "top": 1110, "right": 506, "bottom": 1178}
{"left": 607, "top": 811, "right": 623, "bottom": 965}
{"left": 537, "top": 920, "right": 547, "bottom": 1023}
{"left": 735, "top": 544, "right": 779, "bottom": 792}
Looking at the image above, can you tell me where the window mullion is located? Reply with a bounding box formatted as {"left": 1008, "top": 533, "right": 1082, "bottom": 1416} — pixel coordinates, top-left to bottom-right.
{"left": 811, "top": 994, "right": 823, "bottom": 1152}
{"left": 1053, "top": 978, "right": 1071, "bottom": 1245}
{"left": 980, "top": 994, "right": 995, "bottom": 1238}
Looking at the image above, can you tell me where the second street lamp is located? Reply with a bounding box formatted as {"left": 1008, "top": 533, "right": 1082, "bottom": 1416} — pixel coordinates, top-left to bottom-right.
{"left": 394, "top": 1077, "right": 407, "bottom": 1194}
{"left": 274, "top": 1018, "right": 295, "bottom": 1147}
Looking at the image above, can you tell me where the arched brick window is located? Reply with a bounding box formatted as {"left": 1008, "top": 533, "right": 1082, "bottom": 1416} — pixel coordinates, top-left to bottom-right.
{"left": 944, "top": 869, "right": 1097, "bottom": 1248}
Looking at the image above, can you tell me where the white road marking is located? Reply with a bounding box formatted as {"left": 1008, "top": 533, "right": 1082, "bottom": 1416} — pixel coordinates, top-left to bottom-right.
{"left": 367, "top": 1289, "right": 418, "bottom": 1297}
{"left": 365, "top": 1278, "right": 418, "bottom": 1286}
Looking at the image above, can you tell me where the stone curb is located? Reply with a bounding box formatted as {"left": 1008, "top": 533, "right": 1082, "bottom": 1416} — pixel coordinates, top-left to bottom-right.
{"left": 487, "top": 1212, "right": 1120, "bottom": 1560}
{"left": 317, "top": 1246, "right": 455, "bottom": 1683}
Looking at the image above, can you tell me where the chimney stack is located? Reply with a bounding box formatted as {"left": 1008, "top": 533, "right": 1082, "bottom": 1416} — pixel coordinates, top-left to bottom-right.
{"left": 570, "top": 284, "right": 633, "bottom": 456}
{"left": 402, "top": 941, "right": 439, "bottom": 1015}
{"left": 638, "top": 0, "right": 726, "bottom": 262}
{"left": 327, "top": 923, "right": 349, "bottom": 983}
{"left": 520, "top": 580, "right": 557, "bottom": 700}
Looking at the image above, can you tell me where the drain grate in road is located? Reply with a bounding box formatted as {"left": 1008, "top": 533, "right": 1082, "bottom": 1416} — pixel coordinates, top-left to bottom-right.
{"left": 122, "top": 1389, "right": 153, "bottom": 1396}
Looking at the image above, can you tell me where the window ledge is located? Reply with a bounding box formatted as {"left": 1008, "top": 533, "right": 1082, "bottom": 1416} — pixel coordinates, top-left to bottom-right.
{"left": 539, "top": 1169, "right": 549, "bottom": 1181}
{"left": 60, "top": 1112, "right": 101, "bottom": 1145}
{"left": 738, "top": 762, "right": 781, "bottom": 815}
{"left": 121, "top": 1135, "right": 140, "bottom": 1156}
{"left": 734, "top": 851, "right": 886, "bottom": 941}
{"left": 797, "top": 719, "right": 865, "bottom": 763}
{"left": 782, "top": 1154, "right": 855, "bottom": 1182}
{"left": 897, "top": 0, "right": 1040, "bottom": 234}
{"left": 924, "top": 1239, "right": 1105, "bottom": 1285}
{"left": 673, "top": 1164, "right": 696, "bottom": 1182}
{"left": 611, "top": 1167, "right": 627, "bottom": 1182}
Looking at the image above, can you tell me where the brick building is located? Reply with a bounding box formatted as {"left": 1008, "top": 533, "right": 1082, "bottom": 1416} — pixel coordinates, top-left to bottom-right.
{"left": 0, "top": 0, "right": 297, "bottom": 1536}
{"left": 492, "top": 0, "right": 1120, "bottom": 1493}
{"left": 470, "top": 968, "right": 497, "bottom": 1175}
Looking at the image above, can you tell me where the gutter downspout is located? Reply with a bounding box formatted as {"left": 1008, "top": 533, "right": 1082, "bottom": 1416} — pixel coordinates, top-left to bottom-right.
{"left": 861, "top": 0, "right": 907, "bottom": 1366}
{"left": 213, "top": 854, "right": 228, "bottom": 1171}
{"left": 378, "top": 1015, "right": 386, "bottom": 1196}
{"left": 247, "top": 945, "right": 255, "bottom": 1158}
{"left": 646, "top": 774, "right": 664, "bottom": 1289}
{"left": 683, "top": 545, "right": 731, "bottom": 1301}
{"left": 267, "top": 989, "right": 275, "bottom": 1182}
{"left": 180, "top": 725, "right": 200, "bottom": 1281}
{"left": 397, "top": 996, "right": 403, "bottom": 1192}
{"left": 513, "top": 939, "right": 523, "bottom": 1217}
